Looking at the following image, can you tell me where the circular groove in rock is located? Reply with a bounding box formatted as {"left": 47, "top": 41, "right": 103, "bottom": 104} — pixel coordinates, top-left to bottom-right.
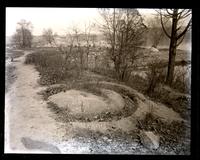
{"left": 47, "top": 88, "right": 137, "bottom": 122}
{"left": 48, "top": 89, "right": 124, "bottom": 115}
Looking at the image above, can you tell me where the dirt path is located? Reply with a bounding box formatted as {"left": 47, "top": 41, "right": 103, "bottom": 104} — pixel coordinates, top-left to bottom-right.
{"left": 5, "top": 51, "right": 65, "bottom": 153}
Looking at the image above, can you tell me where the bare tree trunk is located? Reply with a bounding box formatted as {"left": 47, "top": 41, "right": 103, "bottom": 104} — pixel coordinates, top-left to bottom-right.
{"left": 166, "top": 40, "right": 177, "bottom": 85}
{"left": 22, "top": 27, "right": 25, "bottom": 48}
{"left": 79, "top": 46, "right": 83, "bottom": 73}
{"left": 152, "top": 31, "right": 164, "bottom": 48}
{"left": 112, "top": 8, "right": 116, "bottom": 63}
{"left": 114, "top": 60, "right": 121, "bottom": 80}
{"left": 166, "top": 9, "right": 178, "bottom": 85}
{"left": 94, "top": 56, "right": 97, "bottom": 69}
{"left": 159, "top": 9, "right": 191, "bottom": 86}
{"left": 86, "top": 52, "right": 89, "bottom": 69}
{"left": 86, "top": 47, "right": 89, "bottom": 69}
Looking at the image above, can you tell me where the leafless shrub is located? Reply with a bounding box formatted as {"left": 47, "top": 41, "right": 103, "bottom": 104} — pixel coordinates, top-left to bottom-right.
{"left": 91, "top": 67, "right": 116, "bottom": 79}
{"left": 126, "top": 74, "right": 147, "bottom": 93}
{"left": 146, "top": 59, "right": 166, "bottom": 96}
{"left": 172, "top": 65, "right": 191, "bottom": 94}
{"left": 99, "top": 8, "right": 147, "bottom": 81}
{"left": 25, "top": 51, "right": 74, "bottom": 85}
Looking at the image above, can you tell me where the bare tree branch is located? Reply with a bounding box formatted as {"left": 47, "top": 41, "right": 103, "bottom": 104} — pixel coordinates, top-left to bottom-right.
{"left": 177, "top": 18, "right": 192, "bottom": 40}
{"left": 176, "top": 32, "right": 186, "bottom": 47}
{"left": 166, "top": 9, "right": 175, "bottom": 16}
{"left": 99, "top": 8, "right": 147, "bottom": 81}
{"left": 159, "top": 12, "right": 171, "bottom": 39}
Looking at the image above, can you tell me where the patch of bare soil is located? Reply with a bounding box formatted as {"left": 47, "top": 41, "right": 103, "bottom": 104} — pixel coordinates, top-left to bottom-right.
{"left": 5, "top": 51, "right": 65, "bottom": 153}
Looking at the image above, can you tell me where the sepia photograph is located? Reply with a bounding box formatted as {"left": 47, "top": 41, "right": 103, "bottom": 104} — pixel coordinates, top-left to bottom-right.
{"left": 5, "top": 8, "right": 191, "bottom": 154}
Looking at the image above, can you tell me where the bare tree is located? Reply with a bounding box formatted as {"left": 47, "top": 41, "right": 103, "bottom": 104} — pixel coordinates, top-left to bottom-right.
{"left": 99, "top": 8, "right": 147, "bottom": 81}
{"left": 73, "top": 27, "right": 84, "bottom": 71}
{"left": 66, "top": 32, "right": 75, "bottom": 57}
{"left": 146, "top": 14, "right": 170, "bottom": 48}
{"left": 64, "top": 25, "right": 84, "bottom": 75}
{"left": 12, "top": 19, "right": 33, "bottom": 48}
{"left": 83, "top": 22, "right": 93, "bottom": 69}
{"left": 91, "top": 34, "right": 97, "bottom": 47}
{"left": 42, "top": 28, "right": 55, "bottom": 45}
{"left": 158, "top": 9, "right": 191, "bottom": 85}
{"left": 42, "top": 28, "right": 70, "bottom": 62}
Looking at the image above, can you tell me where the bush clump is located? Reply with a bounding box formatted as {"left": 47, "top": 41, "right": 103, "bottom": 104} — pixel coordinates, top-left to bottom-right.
{"left": 146, "top": 59, "right": 166, "bottom": 96}
{"left": 137, "top": 113, "right": 187, "bottom": 147}
{"left": 25, "top": 51, "right": 76, "bottom": 85}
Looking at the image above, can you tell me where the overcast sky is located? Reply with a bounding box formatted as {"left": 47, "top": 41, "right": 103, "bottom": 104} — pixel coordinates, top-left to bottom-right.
{"left": 6, "top": 8, "right": 156, "bottom": 36}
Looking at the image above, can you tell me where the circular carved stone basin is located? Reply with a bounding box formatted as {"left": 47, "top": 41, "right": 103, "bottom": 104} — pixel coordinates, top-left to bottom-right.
{"left": 48, "top": 89, "right": 125, "bottom": 116}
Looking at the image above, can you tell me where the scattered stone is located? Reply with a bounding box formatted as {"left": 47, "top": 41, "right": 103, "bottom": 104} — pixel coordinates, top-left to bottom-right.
{"left": 105, "top": 111, "right": 110, "bottom": 115}
{"left": 140, "top": 131, "right": 160, "bottom": 150}
{"left": 150, "top": 47, "right": 160, "bottom": 53}
{"left": 98, "top": 118, "right": 104, "bottom": 122}
{"left": 103, "top": 137, "right": 108, "bottom": 141}
{"left": 111, "top": 126, "right": 116, "bottom": 129}
{"left": 94, "top": 115, "right": 100, "bottom": 119}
